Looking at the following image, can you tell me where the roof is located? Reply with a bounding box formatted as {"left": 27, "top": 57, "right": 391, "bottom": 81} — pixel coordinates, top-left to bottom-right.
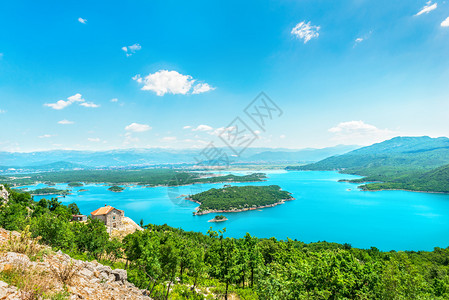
{"left": 91, "top": 206, "right": 116, "bottom": 216}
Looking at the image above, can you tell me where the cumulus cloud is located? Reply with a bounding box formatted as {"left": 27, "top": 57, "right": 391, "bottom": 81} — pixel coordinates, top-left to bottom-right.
{"left": 291, "top": 21, "right": 320, "bottom": 43}
{"left": 192, "top": 124, "right": 213, "bottom": 132}
{"left": 78, "top": 17, "right": 87, "bottom": 24}
{"left": 125, "top": 123, "right": 151, "bottom": 132}
{"left": 133, "top": 70, "right": 214, "bottom": 96}
{"left": 38, "top": 134, "right": 54, "bottom": 139}
{"left": 87, "top": 137, "right": 101, "bottom": 142}
{"left": 44, "top": 93, "right": 99, "bottom": 110}
{"left": 355, "top": 38, "right": 364, "bottom": 43}
{"left": 58, "top": 119, "right": 74, "bottom": 125}
{"left": 329, "top": 121, "right": 396, "bottom": 145}
{"left": 183, "top": 125, "right": 191, "bottom": 130}
{"left": 415, "top": 1, "right": 437, "bottom": 16}
{"left": 80, "top": 102, "right": 100, "bottom": 108}
{"left": 441, "top": 16, "right": 449, "bottom": 27}
{"left": 122, "top": 44, "right": 142, "bottom": 56}
{"left": 111, "top": 98, "right": 118, "bottom": 102}
{"left": 192, "top": 83, "right": 215, "bottom": 94}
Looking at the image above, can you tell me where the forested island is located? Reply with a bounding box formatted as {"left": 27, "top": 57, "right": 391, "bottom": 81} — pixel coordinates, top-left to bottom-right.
{"left": 0, "top": 169, "right": 266, "bottom": 188}
{"left": 27, "top": 187, "right": 70, "bottom": 196}
{"left": 188, "top": 185, "right": 294, "bottom": 215}
{"left": 108, "top": 185, "right": 125, "bottom": 192}
{"left": 1, "top": 184, "right": 449, "bottom": 299}
{"left": 208, "top": 215, "right": 228, "bottom": 222}
{"left": 68, "top": 182, "right": 84, "bottom": 187}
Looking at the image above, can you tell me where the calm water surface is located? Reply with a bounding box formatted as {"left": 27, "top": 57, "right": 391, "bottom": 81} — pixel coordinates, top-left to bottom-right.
{"left": 20, "top": 170, "right": 449, "bottom": 251}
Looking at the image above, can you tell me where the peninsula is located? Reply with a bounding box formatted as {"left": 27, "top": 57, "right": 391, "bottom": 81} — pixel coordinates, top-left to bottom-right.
{"left": 188, "top": 185, "right": 294, "bottom": 215}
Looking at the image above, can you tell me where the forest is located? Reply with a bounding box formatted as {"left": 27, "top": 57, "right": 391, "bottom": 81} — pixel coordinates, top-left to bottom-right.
{"left": 189, "top": 185, "right": 293, "bottom": 214}
{"left": 2, "top": 185, "right": 449, "bottom": 299}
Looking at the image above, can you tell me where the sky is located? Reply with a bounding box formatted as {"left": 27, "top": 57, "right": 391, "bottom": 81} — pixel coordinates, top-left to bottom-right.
{"left": 1, "top": 0, "right": 449, "bottom": 152}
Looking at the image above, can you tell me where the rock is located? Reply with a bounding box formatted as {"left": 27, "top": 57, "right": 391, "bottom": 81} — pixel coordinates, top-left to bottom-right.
{"left": 111, "top": 269, "right": 127, "bottom": 282}
{"left": 97, "top": 265, "right": 112, "bottom": 274}
{"left": 79, "top": 268, "right": 94, "bottom": 278}
{"left": 5, "top": 252, "right": 30, "bottom": 264}
{"left": 93, "top": 271, "right": 100, "bottom": 278}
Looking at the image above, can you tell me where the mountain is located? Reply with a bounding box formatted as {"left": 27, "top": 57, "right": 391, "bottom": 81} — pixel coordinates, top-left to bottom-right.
{"left": 294, "top": 136, "right": 449, "bottom": 174}
{"left": 244, "top": 145, "right": 359, "bottom": 163}
{"left": 0, "top": 145, "right": 359, "bottom": 170}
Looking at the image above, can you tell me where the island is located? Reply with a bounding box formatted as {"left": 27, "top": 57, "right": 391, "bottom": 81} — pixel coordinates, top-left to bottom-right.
{"left": 68, "top": 182, "right": 84, "bottom": 187}
{"left": 108, "top": 185, "right": 125, "bottom": 192}
{"left": 208, "top": 215, "right": 228, "bottom": 222}
{"left": 29, "top": 187, "right": 70, "bottom": 196}
{"left": 1, "top": 169, "right": 267, "bottom": 188}
{"left": 188, "top": 185, "right": 294, "bottom": 215}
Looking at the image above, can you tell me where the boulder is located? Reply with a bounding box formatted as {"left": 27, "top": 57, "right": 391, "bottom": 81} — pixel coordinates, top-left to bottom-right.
{"left": 111, "top": 269, "right": 127, "bottom": 282}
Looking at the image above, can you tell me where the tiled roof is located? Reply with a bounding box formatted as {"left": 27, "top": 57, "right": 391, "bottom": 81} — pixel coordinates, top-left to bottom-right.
{"left": 91, "top": 205, "right": 115, "bottom": 216}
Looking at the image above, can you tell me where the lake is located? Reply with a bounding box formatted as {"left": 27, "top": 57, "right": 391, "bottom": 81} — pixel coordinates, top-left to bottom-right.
{"left": 20, "top": 170, "right": 449, "bottom": 251}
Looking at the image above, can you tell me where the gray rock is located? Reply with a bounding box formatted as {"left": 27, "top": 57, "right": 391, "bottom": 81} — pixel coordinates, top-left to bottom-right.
{"left": 97, "top": 265, "right": 112, "bottom": 274}
{"left": 111, "top": 269, "right": 127, "bottom": 282}
{"left": 79, "top": 268, "right": 94, "bottom": 278}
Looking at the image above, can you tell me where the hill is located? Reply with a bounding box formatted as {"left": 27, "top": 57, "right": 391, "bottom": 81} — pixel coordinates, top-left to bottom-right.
{"left": 360, "top": 164, "right": 449, "bottom": 193}
{"left": 291, "top": 136, "right": 449, "bottom": 175}
{"left": 288, "top": 136, "right": 449, "bottom": 193}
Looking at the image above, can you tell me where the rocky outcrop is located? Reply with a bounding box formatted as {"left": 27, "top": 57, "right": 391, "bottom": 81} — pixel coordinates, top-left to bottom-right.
{"left": 0, "top": 228, "right": 151, "bottom": 300}
{"left": 0, "top": 185, "right": 9, "bottom": 203}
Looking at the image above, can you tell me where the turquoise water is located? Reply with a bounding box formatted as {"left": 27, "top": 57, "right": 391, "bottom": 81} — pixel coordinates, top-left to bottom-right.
{"left": 19, "top": 170, "right": 449, "bottom": 251}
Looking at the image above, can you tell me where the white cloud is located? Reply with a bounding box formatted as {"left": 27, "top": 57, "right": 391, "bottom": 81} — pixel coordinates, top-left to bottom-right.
{"left": 111, "top": 98, "right": 118, "bottom": 102}
{"left": 133, "top": 70, "right": 214, "bottom": 96}
{"left": 45, "top": 99, "right": 73, "bottom": 110}
{"left": 415, "top": 2, "right": 437, "bottom": 16}
{"left": 441, "top": 16, "right": 449, "bottom": 27}
{"left": 192, "top": 83, "right": 215, "bottom": 94}
{"left": 162, "top": 136, "right": 177, "bottom": 141}
{"left": 183, "top": 125, "right": 191, "bottom": 130}
{"left": 38, "top": 134, "right": 54, "bottom": 139}
{"left": 87, "top": 137, "right": 101, "bottom": 142}
{"left": 58, "top": 119, "right": 74, "bottom": 125}
{"left": 192, "top": 124, "right": 213, "bottom": 132}
{"left": 78, "top": 17, "right": 87, "bottom": 24}
{"left": 0, "top": 109, "right": 6, "bottom": 114}
{"left": 122, "top": 44, "right": 141, "bottom": 56}
{"left": 79, "top": 102, "right": 100, "bottom": 108}
{"left": 291, "top": 21, "right": 320, "bottom": 43}
{"left": 44, "top": 93, "right": 97, "bottom": 110}
{"left": 280, "top": 134, "right": 286, "bottom": 139}
{"left": 125, "top": 123, "right": 151, "bottom": 132}
{"left": 329, "top": 121, "right": 396, "bottom": 145}
{"left": 355, "top": 38, "right": 364, "bottom": 43}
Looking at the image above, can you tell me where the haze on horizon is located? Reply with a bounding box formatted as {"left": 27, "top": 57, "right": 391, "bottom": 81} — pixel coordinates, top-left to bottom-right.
{"left": 1, "top": 0, "right": 449, "bottom": 153}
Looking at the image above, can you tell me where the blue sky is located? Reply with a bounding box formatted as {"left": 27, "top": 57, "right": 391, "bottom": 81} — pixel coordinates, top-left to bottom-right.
{"left": 1, "top": 0, "right": 449, "bottom": 152}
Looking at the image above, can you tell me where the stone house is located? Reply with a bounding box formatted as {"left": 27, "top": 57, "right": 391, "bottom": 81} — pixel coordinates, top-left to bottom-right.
{"left": 91, "top": 205, "right": 124, "bottom": 229}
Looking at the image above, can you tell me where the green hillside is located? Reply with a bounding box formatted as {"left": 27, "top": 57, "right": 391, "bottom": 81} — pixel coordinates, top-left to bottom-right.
{"left": 290, "top": 136, "right": 449, "bottom": 174}
{"left": 287, "top": 136, "right": 449, "bottom": 193}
